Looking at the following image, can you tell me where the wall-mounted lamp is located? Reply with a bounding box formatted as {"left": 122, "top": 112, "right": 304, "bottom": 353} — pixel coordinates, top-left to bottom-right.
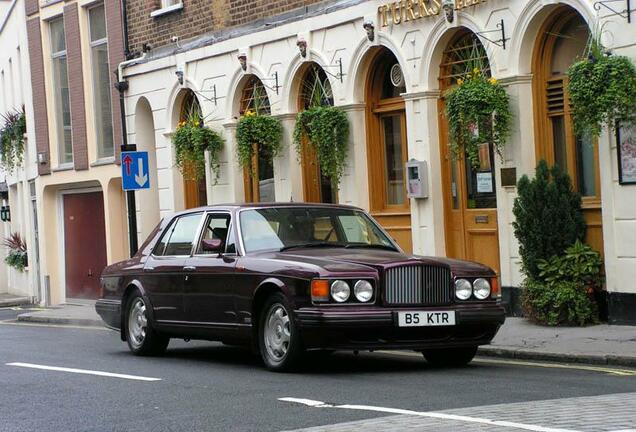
{"left": 1, "top": 206, "right": 11, "bottom": 222}
{"left": 175, "top": 70, "right": 184, "bottom": 85}
{"left": 237, "top": 52, "right": 247, "bottom": 71}
{"left": 296, "top": 38, "right": 307, "bottom": 58}
{"left": 442, "top": 0, "right": 455, "bottom": 23}
{"left": 363, "top": 20, "right": 375, "bottom": 42}
{"left": 37, "top": 152, "right": 48, "bottom": 165}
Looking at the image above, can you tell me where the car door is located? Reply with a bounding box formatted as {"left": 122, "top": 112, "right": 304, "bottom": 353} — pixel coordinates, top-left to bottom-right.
{"left": 183, "top": 212, "right": 238, "bottom": 327}
{"left": 143, "top": 212, "right": 204, "bottom": 323}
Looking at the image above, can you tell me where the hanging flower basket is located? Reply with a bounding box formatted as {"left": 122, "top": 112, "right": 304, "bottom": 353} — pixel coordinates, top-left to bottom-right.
{"left": 293, "top": 106, "right": 349, "bottom": 184}
{"left": 444, "top": 68, "right": 512, "bottom": 168}
{"left": 236, "top": 111, "right": 283, "bottom": 175}
{"left": 0, "top": 108, "right": 26, "bottom": 172}
{"left": 3, "top": 232, "right": 27, "bottom": 272}
{"left": 567, "top": 40, "right": 636, "bottom": 137}
{"left": 172, "top": 114, "right": 224, "bottom": 182}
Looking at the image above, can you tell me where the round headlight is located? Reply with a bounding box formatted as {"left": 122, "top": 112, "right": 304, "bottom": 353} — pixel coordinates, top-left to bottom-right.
{"left": 354, "top": 280, "right": 373, "bottom": 302}
{"left": 330, "top": 280, "right": 350, "bottom": 303}
{"left": 473, "top": 278, "right": 491, "bottom": 300}
{"left": 455, "top": 278, "right": 472, "bottom": 300}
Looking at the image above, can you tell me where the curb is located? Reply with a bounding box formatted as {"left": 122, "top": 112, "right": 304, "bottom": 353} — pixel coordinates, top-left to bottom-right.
{"left": 17, "top": 313, "right": 104, "bottom": 328}
{"left": 478, "top": 346, "right": 636, "bottom": 368}
{"left": 0, "top": 298, "right": 31, "bottom": 308}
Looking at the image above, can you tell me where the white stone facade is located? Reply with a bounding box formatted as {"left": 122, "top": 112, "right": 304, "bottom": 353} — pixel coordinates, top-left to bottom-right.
{"left": 121, "top": 0, "right": 636, "bottom": 309}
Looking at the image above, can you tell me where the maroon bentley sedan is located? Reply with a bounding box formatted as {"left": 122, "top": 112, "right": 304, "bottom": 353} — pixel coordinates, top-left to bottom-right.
{"left": 96, "top": 203, "right": 505, "bottom": 371}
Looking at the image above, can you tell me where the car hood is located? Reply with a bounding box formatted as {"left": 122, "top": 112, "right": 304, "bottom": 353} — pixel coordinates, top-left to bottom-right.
{"left": 261, "top": 248, "right": 495, "bottom": 277}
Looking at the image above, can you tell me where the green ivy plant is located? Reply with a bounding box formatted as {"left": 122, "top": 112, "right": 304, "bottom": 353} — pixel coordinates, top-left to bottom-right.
{"left": 3, "top": 232, "right": 27, "bottom": 272}
{"left": 172, "top": 114, "right": 224, "bottom": 182}
{"left": 444, "top": 69, "right": 512, "bottom": 168}
{"left": 235, "top": 111, "right": 283, "bottom": 175}
{"left": 0, "top": 108, "right": 26, "bottom": 172}
{"left": 293, "top": 106, "right": 349, "bottom": 184}
{"left": 567, "top": 37, "right": 636, "bottom": 137}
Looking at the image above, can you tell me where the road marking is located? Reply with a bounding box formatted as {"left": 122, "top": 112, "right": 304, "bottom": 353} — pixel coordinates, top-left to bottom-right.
{"left": 379, "top": 350, "right": 636, "bottom": 377}
{"left": 279, "top": 397, "right": 580, "bottom": 432}
{"left": 6, "top": 362, "right": 161, "bottom": 382}
{"left": 0, "top": 320, "right": 110, "bottom": 331}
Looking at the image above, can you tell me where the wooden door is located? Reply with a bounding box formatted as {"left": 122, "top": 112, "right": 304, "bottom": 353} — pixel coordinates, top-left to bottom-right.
{"left": 63, "top": 192, "right": 108, "bottom": 299}
{"left": 438, "top": 100, "right": 501, "bottom": 273}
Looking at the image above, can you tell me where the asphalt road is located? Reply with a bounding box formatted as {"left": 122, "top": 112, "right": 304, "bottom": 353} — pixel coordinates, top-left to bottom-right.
{"left": 1, "top": 317, "right": 636, "bottom": 432}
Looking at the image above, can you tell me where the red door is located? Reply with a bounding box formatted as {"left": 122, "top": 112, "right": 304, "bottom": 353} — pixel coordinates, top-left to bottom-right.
{"left": 63, "top": 192, "right": 108, "bottom": 299}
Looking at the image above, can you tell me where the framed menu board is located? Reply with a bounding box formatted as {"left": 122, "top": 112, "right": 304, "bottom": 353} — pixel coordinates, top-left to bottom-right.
{"left": 617, "top": 122, "right": 636, "bottom": 185}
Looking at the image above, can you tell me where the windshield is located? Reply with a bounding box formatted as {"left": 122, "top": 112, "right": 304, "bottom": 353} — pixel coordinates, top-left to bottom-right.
{"left": 239, "top": 207, "right": 397, "bottom": 253}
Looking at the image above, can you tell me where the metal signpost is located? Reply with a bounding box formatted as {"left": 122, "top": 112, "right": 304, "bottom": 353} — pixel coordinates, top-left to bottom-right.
{"left": 121, "top": 150, "right": 150, "bottom": 255}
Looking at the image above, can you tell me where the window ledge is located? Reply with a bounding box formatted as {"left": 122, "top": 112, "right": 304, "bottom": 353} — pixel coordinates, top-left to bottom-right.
{"left": 150, "top": 3, "right": 183, "bottom": 18}
{"left": 52, "top": 163, "right": 74, "bottom": 172}
{"left": 90, "top": 157, "right": 116, "bottom": 167}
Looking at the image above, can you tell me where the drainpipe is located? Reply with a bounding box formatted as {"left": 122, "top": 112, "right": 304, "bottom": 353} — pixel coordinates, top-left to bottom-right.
{"left": 121, "top": 0, "right": 131, "bottom": 59}
{"left": 116, "top": 52, "right": 147, "bottom": 257}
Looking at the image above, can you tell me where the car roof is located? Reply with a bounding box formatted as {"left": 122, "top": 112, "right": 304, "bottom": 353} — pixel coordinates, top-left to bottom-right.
{"left": 169, "top": 202, "right": 365, "bottom": 218}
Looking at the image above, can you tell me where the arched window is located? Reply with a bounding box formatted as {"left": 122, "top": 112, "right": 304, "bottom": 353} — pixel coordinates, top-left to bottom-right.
{"left": 239, "top": 76, "right": 275, "bottom": 202}
{"left": 533, "top": 7, "right": 602, "bottom": 253}
{"left": 438, "top": 31, "right": 501, "bottom": 274}
{"left": 179, "top": 90, "right": 207, "bottom": 209}
{"left": 298, "top": 63, "right": 336, "bottom": 203}
{"left": 365, "top": 48, "right": 411, "bottom": 252}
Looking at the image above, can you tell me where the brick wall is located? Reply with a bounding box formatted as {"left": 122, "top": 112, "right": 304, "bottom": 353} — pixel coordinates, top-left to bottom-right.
{"left": 105, "top": 0, "right": 126, "bottom": 164}
{"left": 25, "top": 18, "right": 51, "bottom": 175}
{"left": 64, "top": 3, "right": 89, "bottom": 170}
{"left": 126, "top": 0, "right": 325, "bottom": 55}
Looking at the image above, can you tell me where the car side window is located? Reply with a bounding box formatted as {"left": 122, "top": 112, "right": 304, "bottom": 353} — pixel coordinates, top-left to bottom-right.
{"left": 197, "top": 214, "right": 230, "bottom": 255}
{"left": 154, "top": 213, "right": 202, "bottom": 256}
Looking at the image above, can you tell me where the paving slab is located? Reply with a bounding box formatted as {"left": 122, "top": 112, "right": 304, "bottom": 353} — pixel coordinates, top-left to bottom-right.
{"left": 480, "top": 317, "right": 636, "bottom": 367}
{"left": 16, "top": 301, "right": 103, "bottom": 327}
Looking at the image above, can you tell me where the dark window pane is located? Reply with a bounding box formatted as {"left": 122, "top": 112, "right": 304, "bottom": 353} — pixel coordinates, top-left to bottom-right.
{"left": 382, "top": 115, "right": 405, "bottom": 205}
{"left": 551, "top": 116, "right": 567, "bottom": 170}
{"left": 465, "top": 142, "right": 497, "bottom": 209}
{"left": 576, "top": 133, "right": 596, "bottom": 197}
{"left": 89, "top": 5, "right": 107, "bottom": 42}
{"left": 163, "top": 213, "right": 202, "bottom": 256}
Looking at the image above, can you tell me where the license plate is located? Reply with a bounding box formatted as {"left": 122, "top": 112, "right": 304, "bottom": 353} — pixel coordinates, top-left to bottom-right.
{"left": 397, "top": 311, "right": 455, "bottom": 327}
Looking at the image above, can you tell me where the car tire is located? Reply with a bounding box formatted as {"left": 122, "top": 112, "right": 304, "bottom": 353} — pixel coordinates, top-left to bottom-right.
{"left": 422, "top": 346, "right": 478, "bottom": 367}
{"left": 258, "top": 292, "right": 303, "bottom": 372}
{"left": 124, "top": 292, "right": 169, "bottom": 356}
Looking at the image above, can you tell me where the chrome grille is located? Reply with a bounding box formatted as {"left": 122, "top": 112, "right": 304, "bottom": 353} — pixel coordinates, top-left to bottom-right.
{"left": 384, "top": 265, "right": 452, "bottom": 305}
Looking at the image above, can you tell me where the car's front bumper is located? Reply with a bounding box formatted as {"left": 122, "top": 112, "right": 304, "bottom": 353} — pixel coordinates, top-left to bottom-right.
{"left": 295, "top": 303, "right": 505, "bottom": 350}
{"left": 95, "top": 299, "right": 121, "bottom": 330}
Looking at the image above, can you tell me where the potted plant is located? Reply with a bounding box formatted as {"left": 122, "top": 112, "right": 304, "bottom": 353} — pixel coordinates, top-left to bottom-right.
{"left": 235, "top": 110, "right": 283, "bottom": 174}
{"left": 567, "top": 37, "right": 636, "bottom": 137}
{"left": 444, "top": 68, "right": 512, "bottom": 167}
{"left": 4, "top": 232, "right": 27, "bottom": 272}
{"left": 172, "top": 114, "right": 224, "bottom": 182}
{"left": 293, "top": 106, "right": 349, "bottom": 185}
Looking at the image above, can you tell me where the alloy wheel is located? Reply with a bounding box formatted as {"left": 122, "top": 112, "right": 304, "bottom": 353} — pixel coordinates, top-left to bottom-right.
{"left": 263, "top": 304, "right": 291, "bottom": 362}
{"left": 128, "top": 298, "right": 148, "bottom": 349}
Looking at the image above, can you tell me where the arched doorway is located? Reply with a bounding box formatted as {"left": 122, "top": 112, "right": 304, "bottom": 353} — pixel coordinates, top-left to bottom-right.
{"left": 297, "top": 63, "right": 336, "bottom": 203}
{"left": 438, "top": 31, "right": 501, "bottom": 273}
{"left": 134, "top": 97, "right": 160, "bottom": 240}
{"left": 532, "top": 7, "right": 603, "bottom": 254}
{"left": 178, "top": 90, "right": 207, "bottom": 209}
{"left": 365, "top": 48, "right": 412, "bottom": 253}
{"left": 239, "top": 75, "right": 275, "bottom": 202}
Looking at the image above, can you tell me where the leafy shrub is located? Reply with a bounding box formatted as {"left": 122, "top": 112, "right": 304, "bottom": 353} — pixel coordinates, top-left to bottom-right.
{"left": 3, "top": 232, "right": 27, "bottom": 272}
{"left": 0, "top": 108, "right": 26, "bottom": 171}
{"left": 537, "top": 240, "right": 603, "bottom": 288}
{"left": 293, "top": 106, "right": 349, "bottom": 184}
{"left": 523, "top": 278, "right": 597, "bottom": 326}
{"left": 512, "top": 160, "right": 586, "bottom": 280}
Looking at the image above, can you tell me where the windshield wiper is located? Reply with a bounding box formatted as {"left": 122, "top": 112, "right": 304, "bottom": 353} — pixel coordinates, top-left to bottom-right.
{"left": 344, "top": 243, "right": 399, "bottom": 251}
{"left": 279, "top": 242, "right": 346, "bottom": 252}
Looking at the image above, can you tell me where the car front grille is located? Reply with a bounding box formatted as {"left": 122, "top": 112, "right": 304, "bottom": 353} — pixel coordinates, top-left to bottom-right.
{"left": 384, "top": 265, "right": 452, "bottom": 305}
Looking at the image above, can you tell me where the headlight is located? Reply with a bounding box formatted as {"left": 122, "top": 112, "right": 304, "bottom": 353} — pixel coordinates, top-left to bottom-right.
{"left": 455, "top": 278, "right": 472, "bottom": 300}
{"left": 354, "top": 280, "right": 373, "bottom": 302}
{"left": 473, "top": 278, "right": 491, "bottom": 300}
{"left": 330, "top": 280, "right": 350, "bottom": 303}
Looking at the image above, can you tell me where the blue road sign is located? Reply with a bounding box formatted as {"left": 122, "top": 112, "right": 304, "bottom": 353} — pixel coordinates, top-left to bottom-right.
{"left": 122, "top": 151, "right": 150, "bottom": 191}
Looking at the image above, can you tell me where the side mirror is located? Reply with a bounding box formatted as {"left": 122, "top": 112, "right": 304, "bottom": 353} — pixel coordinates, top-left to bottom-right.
{"left": 201, "top": 238, "right": 223, "bottom": 253}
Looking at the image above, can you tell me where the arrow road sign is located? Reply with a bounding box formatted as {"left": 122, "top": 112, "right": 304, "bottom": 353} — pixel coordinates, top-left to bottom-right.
{"left": 121, "top": 151, "right": 150, "bottom": 191}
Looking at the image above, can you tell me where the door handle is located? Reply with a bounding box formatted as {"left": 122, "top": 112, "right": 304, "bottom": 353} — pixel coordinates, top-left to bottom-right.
{"left": 183, "top": 266, "right": 196, "bottom": 272}
{"left": 144, "top": 267, "right": 155, "bottom": 272}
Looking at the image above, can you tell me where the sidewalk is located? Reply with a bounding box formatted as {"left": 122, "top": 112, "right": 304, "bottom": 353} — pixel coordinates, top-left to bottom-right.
{"left": 16, "top": 300, "right": 103, "bottom": 327}
{"left": 14, "top": 303, "right": 636, "bottom": 367}
{"left": 0, "top": 293, "right": 30, "bottom": 307}
{"left": 479, "top": 317, "right": 636, "bottom": 367}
